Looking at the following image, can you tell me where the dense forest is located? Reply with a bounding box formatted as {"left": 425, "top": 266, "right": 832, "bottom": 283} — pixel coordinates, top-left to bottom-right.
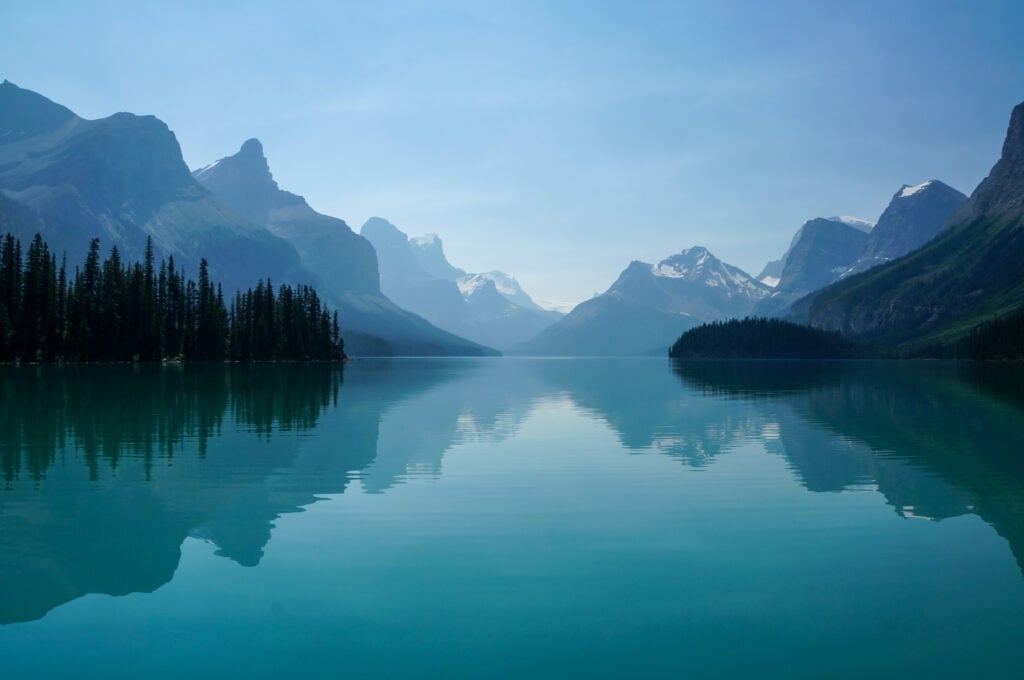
{"left": 669, "top": 317, "right": 865, "bottom": 359}
{"left": 0, "top": 233, "right": 345, "bottom": 363}
{"left": 960, "top": 307, "right": 1024, "bottom": 360}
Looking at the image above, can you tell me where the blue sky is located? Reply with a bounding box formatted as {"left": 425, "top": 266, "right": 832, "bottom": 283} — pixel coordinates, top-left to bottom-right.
{"left": 3, "top": 1, "right": 1024, "bottom": 307}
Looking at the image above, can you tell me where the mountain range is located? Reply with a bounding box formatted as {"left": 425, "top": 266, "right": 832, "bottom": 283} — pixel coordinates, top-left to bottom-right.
{"left": 360, "top": 217, "right": 561, "bottom": 350}
{"left": 0, "top": 81, "right": 494, "bottom": 356}
{"left": 511, "top": 246, "right": 771, "bottom": 355}
{"left": 3, "top": 79, "right": 1022, "bottom": 358}
{"left": 0, "top": 80, "right": 306, "bottom": 293}
{"left": 793, "top": 100, "right": 1024, "bottom": 351}
{"left": 193, "top": 140, "right": 495, "bottom": 356}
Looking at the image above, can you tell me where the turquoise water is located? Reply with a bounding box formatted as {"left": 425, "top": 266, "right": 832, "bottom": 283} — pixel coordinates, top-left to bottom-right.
{"left": 2, "top": 358, "right": 1024, "bottom": 678}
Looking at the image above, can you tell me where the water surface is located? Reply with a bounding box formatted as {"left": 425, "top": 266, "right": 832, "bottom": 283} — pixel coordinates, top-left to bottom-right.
{"left": 2, "top": 358, "right": 1023, "bottom": 678}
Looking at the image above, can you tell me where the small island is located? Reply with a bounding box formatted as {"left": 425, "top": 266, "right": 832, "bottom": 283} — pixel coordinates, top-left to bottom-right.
{"left": 668, "top": 317, "right": 865, "bottom": 359}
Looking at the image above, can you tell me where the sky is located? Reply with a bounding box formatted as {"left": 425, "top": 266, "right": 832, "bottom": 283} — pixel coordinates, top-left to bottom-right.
{"left": 3, "top": 1, "right": 1024, "bottom": 309}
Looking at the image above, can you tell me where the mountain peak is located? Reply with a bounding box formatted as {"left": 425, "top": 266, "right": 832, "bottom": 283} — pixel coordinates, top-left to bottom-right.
{"left": 960, "top": 100, "right": 1024, "bottom": 219}
{"left": 361, "top": 216, "right": 407, "bottom": 242}
{"left": 191, "top": 137, "right": 289, "bottom": 225}
{"left": 841, "top": 179, "right": 967, "bottom": 278}
{"left": 239, "top": 137, "right": 265, "bottom": 157}
{"left": 0, "top": 80, "right": 78, "bottom": 139}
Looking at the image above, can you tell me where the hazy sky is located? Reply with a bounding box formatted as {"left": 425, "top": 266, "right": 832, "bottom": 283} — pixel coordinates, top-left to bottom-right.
{"left": 3, "top": 1, "right": 1024, "bottom": 307}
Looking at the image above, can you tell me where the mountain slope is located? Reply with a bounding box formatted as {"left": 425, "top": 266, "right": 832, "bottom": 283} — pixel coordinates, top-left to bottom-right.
{"left": 194, "top": 143, "right": 495, "bottom": 356}
{"left": 799, "top": 100, "right": 1024, "bottom": 349}
{"left": 0, "top": 81, "right": 306, "bottom": 293}
{"left": 512, "top": 246, "right": 771, "bottom": 356}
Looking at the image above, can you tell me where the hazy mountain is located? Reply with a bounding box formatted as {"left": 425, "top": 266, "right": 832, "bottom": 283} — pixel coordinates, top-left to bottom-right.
{"left": 798, "top": 99, "right": 1024, "bottom": 350}
{"left": 194, "top": 143, "right": 495, "bottom": 357}
{"left": 843, "top": 180, "right": 967, "bottom": 276}
{"left": 511, "top": 246, "right": 771, "bottom": 356}
{"left": 460, "top": 271, "right": 563, "bottom": 320}
{"left": 753, "top": 218, "right": 869, "bottom": 317}
{"left": 360, "top": 217, "right": 560, "bottom": 349}
{"left": 409, "top": 233, "right": 465, "bottom": 280}
{"left": 0, "top": 81, "right": 307, "bottom": 293}
{"left": 194, "top": 138, "right": 379, "bottom": 294}
{"left": 756, "top": 259, "right": 783, "bottom": 287}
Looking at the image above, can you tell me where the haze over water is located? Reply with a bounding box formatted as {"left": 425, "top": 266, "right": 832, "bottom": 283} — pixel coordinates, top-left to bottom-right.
{"left": 2, "top": 358, "right": 1023, "bottom": 678}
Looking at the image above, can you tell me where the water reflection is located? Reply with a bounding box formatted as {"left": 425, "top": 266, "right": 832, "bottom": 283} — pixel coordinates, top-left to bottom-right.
{"left": 3, "top": 358, "right": 1024, "bottom": 626}
{"left": 672, "top": 360, "right": 1024, "bottom": 571}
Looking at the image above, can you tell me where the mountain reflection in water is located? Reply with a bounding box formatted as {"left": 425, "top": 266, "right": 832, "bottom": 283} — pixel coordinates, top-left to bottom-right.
{"left": 2, "top": 358, "right": 1024, "bottom": 626}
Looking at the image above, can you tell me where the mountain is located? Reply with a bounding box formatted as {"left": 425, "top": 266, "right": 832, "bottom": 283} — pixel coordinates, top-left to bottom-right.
{"left": 360, "top": 217, "right": 560, "bottom": 349}
{"left": 460, "top": 271, "right": 563, "bottom": 319}
{"left": 511, "top": 246, "right": 771, "bottom": 356}
{"left": 0, "top": 81, "right": 307, "bottom": 293}
{"left": 756, "top": 258, "right": 783, "bottom": 287}
{"left": 409, "top": 233, "right": 465, "bottom": 280}
{"left": 194, "top": 142, "right": 495, "bottom": 356}
{"left": 797, "top": 100, "right": 1024, "bottom": 350}
{"left": 753, "top": 218, "right": 869, "bottom": 316}
{"left": 843, "top": 180, "right": 967, "bottom": 276}
{"left": 193, "top": 138, "right": 379, "bottom": 295}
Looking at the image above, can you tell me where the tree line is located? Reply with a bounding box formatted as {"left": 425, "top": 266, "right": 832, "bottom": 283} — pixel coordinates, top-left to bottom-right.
{"left": 0, "top": 233, "right": 345, "bottom": 362}
{"left": 668, "top": 317, "right": 864, "bottom": 359}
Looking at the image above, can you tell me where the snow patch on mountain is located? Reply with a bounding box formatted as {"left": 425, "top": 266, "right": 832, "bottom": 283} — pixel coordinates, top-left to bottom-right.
{"left": 899, "top": 181, "right": 933, "bottom": 198}
{"left": 829, "top": 215, "right": 875, "bottom": 231}
{"left": 457, "top": 274, "right": 489, "bottom": 296}
{"left": 535, "top": 299, "right": 576, "bottom": 314}
{"left": 410, "top": 233, "right": 439, "bottom": 246}
{"left": 193, "top": 158, "right": 221, "bottom": 177}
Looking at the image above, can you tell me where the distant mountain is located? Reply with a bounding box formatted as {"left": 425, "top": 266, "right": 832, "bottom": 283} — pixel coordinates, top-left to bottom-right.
{"left": 0, "top": 81, "right": 307, "bottom": 293}
{"left": 459, "top": 271, "right": 563, "bottom": 320}
{"left": 194, "top": 143, "right": 495, "bottom": 357}
{"left": 360, "top": 217, "right": 560, "bottom": 349}
{"left": 511, "top": 246, "right": 771, "bottom": 356}
{"left": 193, "top": 139, "right": 379, "bottom": 295}
{"left": 753, "top": 218, "right": 869, "bottom": 316}
{"left": 756, "top": 259, "right": 783, "bottom": 287}
{"left": 798, "top": 99, "right": 1024, "bottom": 350}
{"left": 409, "top": 233, "right": 465, "bottom": 280}
{"left": 843, "top": 180, "right": 967, "bottom": 276}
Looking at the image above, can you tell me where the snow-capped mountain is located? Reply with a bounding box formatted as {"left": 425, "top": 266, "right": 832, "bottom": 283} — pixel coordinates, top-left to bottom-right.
{"left": 842, "top": 180, "right": 967, "bottom": 276}
{"left": 360, "top": 218, "right": 562, "bottom": 349}
{"left": 754, "top": 180, "right": 967, "bottom": 318}
{"left": 511, "top": 246, "right": 771, "bottom": 356}
{"left": 801, "top": 99, "right": 1024, "bottom": 347}
{"left": 458, "top": 271, "right": 563, "bottom": 319}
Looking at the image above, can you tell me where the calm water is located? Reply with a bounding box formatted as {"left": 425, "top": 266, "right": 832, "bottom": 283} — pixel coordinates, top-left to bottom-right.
{"left": 2, "top": 358, "right": 1024, "bottom": 678}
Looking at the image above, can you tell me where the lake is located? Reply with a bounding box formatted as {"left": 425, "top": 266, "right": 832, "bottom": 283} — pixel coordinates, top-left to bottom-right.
{"left": 2, "top": 358, "right": 1024, "bottom": 678}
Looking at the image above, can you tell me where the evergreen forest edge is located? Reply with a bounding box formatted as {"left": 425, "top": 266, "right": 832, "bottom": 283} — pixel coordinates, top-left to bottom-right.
{"left": 0, "top": 232, "right": 346, "bottom": 363}
{"left": 669, "top": 316, "right": 1024, "bottom": 360}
